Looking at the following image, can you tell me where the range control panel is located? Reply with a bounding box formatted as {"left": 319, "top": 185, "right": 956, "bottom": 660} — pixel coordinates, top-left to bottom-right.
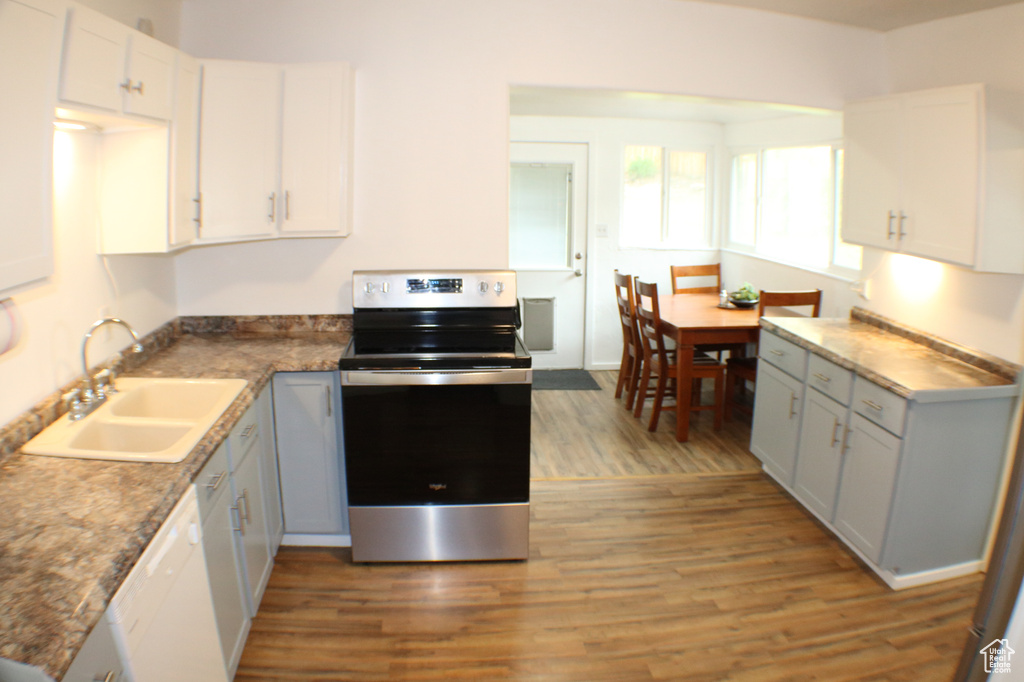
{"left": 352, "top": 270, "right": 517, "bottom": 309}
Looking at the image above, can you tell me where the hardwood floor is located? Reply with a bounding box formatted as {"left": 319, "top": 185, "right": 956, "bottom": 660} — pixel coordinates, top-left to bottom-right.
{"left": 235, "top": 371, "right": 981, "bottom": 681}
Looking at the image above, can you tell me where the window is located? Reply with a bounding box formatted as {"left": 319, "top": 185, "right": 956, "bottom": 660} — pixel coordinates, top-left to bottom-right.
{"left": 728, "top": 145, "right": 861, "bottom": 273}
{"left": 621, "top": 145, "right": 710, "bottom": 249}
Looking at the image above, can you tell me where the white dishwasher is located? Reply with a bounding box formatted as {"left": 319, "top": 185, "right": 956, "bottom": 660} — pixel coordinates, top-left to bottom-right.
{"left": 106, "top": 487, "right": 228, "bottom": 682}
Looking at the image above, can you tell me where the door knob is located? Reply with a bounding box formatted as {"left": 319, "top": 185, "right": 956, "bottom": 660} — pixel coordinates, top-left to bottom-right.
{"left": 575, "top": 252, "right": 582, "bottom": 260}
{"left": 574, "top": 269, "right": 583, "bottom": 277}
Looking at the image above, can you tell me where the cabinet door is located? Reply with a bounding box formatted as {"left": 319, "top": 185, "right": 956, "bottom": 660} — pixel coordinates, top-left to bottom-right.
{"left": 59, "top": 4, "right": 127, "bottom": 112}
{"left": 123, "top": 31, "right": 175, "bottom": 120}
{"left": 233, "top": 441, "right": 273, "bottom": 615}
{"left": 793, "top": 389, "right": 848, "bottom": 520}
{"left": 62, "top": 616, "right": 125, "bottom": 682}
{"left": 833, "top": 413, "right": 902, "bottom": 564}
{"left": 0, "top": 0, "right": 63, "bottom": 293}
{"left": 202, "top": 483, "right": 250, "bottom": 676}
{"left": 900, "top": 86, "right": 980, "bottom": 266}
{"left": 750, "top": 361, "right": 804, "bottom": 487}
{"left": 273, "top": 372, "right": 347, "bottom": 535}
{"left": 198, "top": 60, "right": 280, "bottom": 241}
{"left": 279, "top": 63, "right": 353, "bottom": 236}
{"left": 841, "top": 97, "right": 902, "bottom": 250}
{"left": 256, "top": 388, "right": 285, "bottom": 554}
{"left": 170, "top": 53, "right": 201, "bottom": 248}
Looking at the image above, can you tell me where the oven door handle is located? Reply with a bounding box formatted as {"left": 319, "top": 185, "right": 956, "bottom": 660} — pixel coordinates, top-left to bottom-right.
{"left": 342, "top": 369, "right": 532, "bottom": 386}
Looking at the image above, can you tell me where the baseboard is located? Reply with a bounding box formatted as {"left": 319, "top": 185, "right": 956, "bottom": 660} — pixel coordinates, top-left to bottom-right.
{"left": 883, "top": 560, "right": 983, "bottom": 590}
{"left": 282, "top": 533, "right": 351, "bottom": 547}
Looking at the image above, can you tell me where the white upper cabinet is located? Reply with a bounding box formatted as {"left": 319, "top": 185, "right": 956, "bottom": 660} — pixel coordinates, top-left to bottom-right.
{"left": 170, "top": 52, "right": 201, "bottom": 249}
{"left": 842, "top": 84, "right": 1024, "bottom": 273}
{"left": 0, "top": 0, "right": 65, "bottom": 294}
{"left": 198, "top": 60, "right": 354, "bottom": 243}
{"left": 279, "top": 63, "right": 354, "bottom": 236}
{"left": 197, "top": 60, "right": 280, "bottom": 241}
{"left": 59, "top": 3, "right": 175, "bottom": 121}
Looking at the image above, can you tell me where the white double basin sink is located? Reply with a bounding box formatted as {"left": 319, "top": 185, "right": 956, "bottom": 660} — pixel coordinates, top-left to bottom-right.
{"left": 22, "top": 377, "right": 248, "bottom": 463}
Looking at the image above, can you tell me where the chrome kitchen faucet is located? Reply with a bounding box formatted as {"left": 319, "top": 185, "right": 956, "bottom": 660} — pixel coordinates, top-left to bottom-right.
{"left": 64, "top": 317, "right": 144, "bottom": 421}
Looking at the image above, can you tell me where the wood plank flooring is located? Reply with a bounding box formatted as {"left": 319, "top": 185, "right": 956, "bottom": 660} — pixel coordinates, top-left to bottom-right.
{"left": 235, "top": 371, "right": 981, "bottom": 681}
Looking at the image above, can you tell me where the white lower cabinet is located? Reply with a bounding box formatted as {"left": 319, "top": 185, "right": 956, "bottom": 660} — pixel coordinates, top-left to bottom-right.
{"left": 273, "top": 371, "right": 349, "bottom": 542}
{"left": 750, "top": 362, "right": 804, "bottom": 485}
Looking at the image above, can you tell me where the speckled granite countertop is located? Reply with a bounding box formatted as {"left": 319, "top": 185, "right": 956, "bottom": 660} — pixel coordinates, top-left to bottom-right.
{"left": 0, "top": 317, "right": 351, "bottom": 680}
{"left": 761, "top": 307, "right": 1021, "bottom": 401}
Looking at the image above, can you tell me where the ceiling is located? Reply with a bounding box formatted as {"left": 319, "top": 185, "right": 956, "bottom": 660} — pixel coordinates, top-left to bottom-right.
{"left": 686, "top": 0, "right": 1024, "bottom": 31}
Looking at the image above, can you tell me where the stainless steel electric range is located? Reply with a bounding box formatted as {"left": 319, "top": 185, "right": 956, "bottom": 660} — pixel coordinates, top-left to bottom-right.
{"left": 339, "top": 270, "right": 531, "bottom": 562}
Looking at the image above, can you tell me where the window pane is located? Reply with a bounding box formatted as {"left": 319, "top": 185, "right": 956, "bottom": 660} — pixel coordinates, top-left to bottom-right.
{"left": 832, "top": 149, "right": 863, "bottom": 271}
{"left": 729, "top": 153, "right": 757, "bottom": 246}
{"left": 509, "top": 163, "right": 571, "bottom": 269}
{"left": 666, "top": 150, "right": 708, "bottom": 247}
{"left": 621, "top": 145, "right": 662, "bottom": 248}
{"left": 760, "top": 146, "right": 832, "bottom": 269}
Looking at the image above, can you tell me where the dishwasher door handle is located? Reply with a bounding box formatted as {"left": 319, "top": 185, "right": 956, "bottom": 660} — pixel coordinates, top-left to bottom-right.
{"left": 342, "top": 369, "right": 532, "bottom": 386}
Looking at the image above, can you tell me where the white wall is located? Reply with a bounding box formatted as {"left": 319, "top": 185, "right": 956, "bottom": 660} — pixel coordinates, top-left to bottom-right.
{"left": 0, "top": 131, "right": 177, "bottom": 426}
{"left": 174, "top": 0, "right": 887, "bottom": 316}
{"left": 77, "top": 0, "right": 181, "bottom": 44}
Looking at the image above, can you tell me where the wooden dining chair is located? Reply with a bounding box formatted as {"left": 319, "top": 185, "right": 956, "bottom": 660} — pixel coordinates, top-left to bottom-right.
{"left": 725, "top": 289, "right": 822, "bottom": 420}
{"left": 613, "top": 270, "right": 643, "bottom": 410}
{"left": 670, "top": 263, "right": 721, "bottom": 294}
{"left": 633, "top": 279, "right": 726, "bottom": 432}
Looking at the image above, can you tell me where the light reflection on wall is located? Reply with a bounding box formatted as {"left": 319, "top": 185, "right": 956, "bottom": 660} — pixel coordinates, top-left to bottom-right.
{"left": 52, "top": 130, "right": 76, "bottom": 198}
{"left": 888, "top": 253, "right": 944, "bottom": 303}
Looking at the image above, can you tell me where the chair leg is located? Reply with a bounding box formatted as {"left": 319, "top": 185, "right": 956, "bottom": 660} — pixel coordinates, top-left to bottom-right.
{"left": 648, "top": 371, "right": 667, "bottom": 432}
{"left": 614, "top": 345, "right": 630, "bottom": 399}
{"left": 633, "top": 362, "right": 652, "bottom": 419}
{"left": 724, "top": 371, "right": 736, "bottom": 421}
{"left": 625, "top": 355, "right": 642, "bottom": 411}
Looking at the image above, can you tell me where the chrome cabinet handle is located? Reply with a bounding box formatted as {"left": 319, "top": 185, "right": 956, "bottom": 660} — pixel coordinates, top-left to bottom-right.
{"left": 861, "top": 399, "right": 884, "bottom": 413}
{"left": 898, "top": 212, "right": 908, "bottom": 240}
{"left": 119, "top": 79, "right": 132, "bottom": 92}
{"left": 830, "top": 418, "right": 841, "bottom": 447}
{"left": 285, "top": 190, "right": 291, "bottom": 220}
{"left": 204, "top": 470, "right": 227, "bottom": 492}
{"left": 230, "top": 504, "right": 244, "bottom": 535}
{"left": 325, "top": 386, "right": 332, "bottom": 417}
{"left": 268, "top": 192, "right": 277, "bottom": 221}
{"left": 193, "top": 194, "right": 202, "bottom": 226}
{"left": 813, "top": 372, "right": 831, "bottom": 383}
{"left": 887, "top": 210, "right": 896, "bottom": 239}
{"left": 94, "top": 672, "right": 116, "bottom": 682}
{"left": 240, "top": 423, "right": 256, "bottom": 439}
{"left": 840, "top": 426, "right": 852, "bottom": 455}
{"left": 770, "top": 349, "right": 785, "bottom": 357}
{"left": 241, "top": 489, "right": 252, "bottom": 523}
{"left": 789, "top": 393, "right": 799, "bottom": 419}
{"left": 131, "top": 81, "right": 144, "bottom": 94}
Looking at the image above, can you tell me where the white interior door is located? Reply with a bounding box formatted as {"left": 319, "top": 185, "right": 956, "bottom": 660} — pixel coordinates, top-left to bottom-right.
{"left": 509, "top": 142, "right": 588, "bottom": 369}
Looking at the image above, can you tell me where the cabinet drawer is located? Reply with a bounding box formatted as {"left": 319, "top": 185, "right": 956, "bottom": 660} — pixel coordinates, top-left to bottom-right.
{"left": 853, "top": 378, "right": 907, "bottom": 436}
{"left": 758, "top": 331, "right": 808, "bottom": 380}
{"left": 229, "top": 406, "right": 260, "bottom": 469}
{"left": 807, "top": 355, "right": 853, "bottom": 405}
{"left": 195, "top": 443, "right": 231, "bottom": 518}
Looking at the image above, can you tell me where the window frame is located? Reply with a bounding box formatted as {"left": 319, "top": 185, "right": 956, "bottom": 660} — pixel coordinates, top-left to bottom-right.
{"left": 724, "top": 141, "right": 861, "bottom": 278}
{"left": 619, "top": 143, "right": 715, "bottom": 251}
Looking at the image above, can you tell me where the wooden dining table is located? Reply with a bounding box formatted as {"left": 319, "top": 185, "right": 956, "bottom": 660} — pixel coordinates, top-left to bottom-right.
{"left": 657, "top": 292, "right": 761, "bottom": 442}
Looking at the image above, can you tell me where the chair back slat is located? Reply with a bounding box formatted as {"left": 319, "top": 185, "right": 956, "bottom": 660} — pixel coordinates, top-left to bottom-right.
{"left": 634, "top": 279, "right": 669, "bottom": 364}
{"left": 670, "top": 263, "right": 721, "bottom": 295}
{"left": 614, "top": 271, "right": 639, "bottom": 349}
{"left": 758, "top": 289, "right": 823, "bottom": 318}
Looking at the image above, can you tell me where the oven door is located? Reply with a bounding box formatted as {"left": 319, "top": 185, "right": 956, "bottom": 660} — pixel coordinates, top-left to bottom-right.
{"left": 340, "top": 368, "right": 531, "bottom": 507}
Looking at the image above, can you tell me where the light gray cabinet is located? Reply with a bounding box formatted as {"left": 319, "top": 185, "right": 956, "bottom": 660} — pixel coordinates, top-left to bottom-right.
{"left": 62, "top": 617, "right": 124, "bottom": 682}
{"left": 194, "top": 388, "right": 280, "bottom": 677}
{"left": 273, "top": 372, "right": 348, "bottom": 541}
{"left": 227, "top": 391, "right": 274, "bottom": 613}
{"left": 752, "top": 327, "right": 1017, "bottom": 588}
{"left": 750, "top": 362, "right": 804, "bottom": 486}
{"left": 195, "top": 444, "right": 249, "bottom": 678}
